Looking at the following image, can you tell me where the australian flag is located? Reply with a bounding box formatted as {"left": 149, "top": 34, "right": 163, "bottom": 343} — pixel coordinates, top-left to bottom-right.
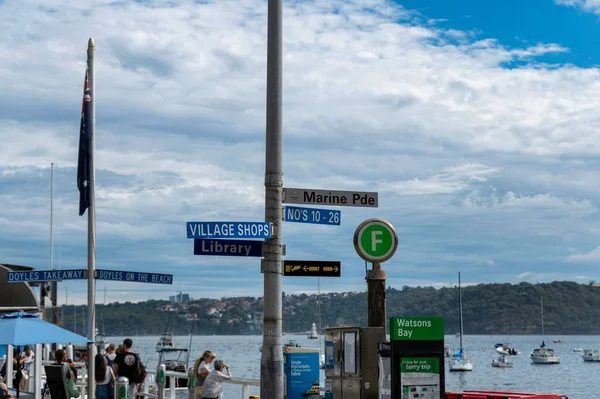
{"left": 77, "top": 69, "right": 93, "bottom": 216}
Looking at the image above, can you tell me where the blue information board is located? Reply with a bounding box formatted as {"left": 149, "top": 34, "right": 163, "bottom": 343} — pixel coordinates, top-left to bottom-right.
{"left": 284, "top": 206, "right": 341, "bottom": 226}
{"left": 95, "top": 269, "right": 173, "bottom": 285}
{"left": 194, "top": 239, "right": 263, "bottom": 257}
{"left": 284, "top": 348, "right": 320, "bottom": 399}
{"left": 7, "top": 269, "right": 86, "bottom": 283}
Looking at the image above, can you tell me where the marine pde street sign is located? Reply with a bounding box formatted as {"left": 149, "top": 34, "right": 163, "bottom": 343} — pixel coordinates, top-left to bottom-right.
{"left": 186, "top": 221, "right": 271, "bottom": 239}
{"left": 283, "top": 260, "right": 341, "bottom": 277}
{"left": 283, "top": 188, "right": 378, "bottom": 208}
{"left": 194, "top": 238, "right": 263, "bottom": 257}
{"left": 284, "top": 206, "right": 341, "bottom": 226}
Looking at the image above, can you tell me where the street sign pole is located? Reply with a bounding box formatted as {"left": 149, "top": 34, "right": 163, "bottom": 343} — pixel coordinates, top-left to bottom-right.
{"left": 262, "top": 0, "right": 284, "bottom": 396}
{"left": 353, "top": 218, "right": 398, "bottom": 330}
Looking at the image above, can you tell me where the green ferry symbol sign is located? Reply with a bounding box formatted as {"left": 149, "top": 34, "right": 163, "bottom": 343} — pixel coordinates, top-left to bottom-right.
{"left": 353, "top": 218, "right": 398, "bottom": 263}
{"left": 390, "top": 316, "right": 444, "bottom": 341}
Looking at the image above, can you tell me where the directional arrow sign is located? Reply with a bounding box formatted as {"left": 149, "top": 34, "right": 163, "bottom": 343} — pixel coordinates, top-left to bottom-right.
{"left": 283, "top": 261, "right": 341, "bottom": 277}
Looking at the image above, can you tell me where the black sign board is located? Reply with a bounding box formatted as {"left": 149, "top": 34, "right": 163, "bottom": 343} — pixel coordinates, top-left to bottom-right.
{"left": 283, "top": 260, "right": 341, "bottom": 277}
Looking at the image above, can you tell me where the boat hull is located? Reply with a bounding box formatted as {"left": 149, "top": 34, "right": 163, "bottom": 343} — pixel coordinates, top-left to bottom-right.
{"left": 449, "top": 358, "right": 473, "bottom": 372}
{"left": 531, "top": 356, "right": 560, "bottom": 364}
{"left": 449, "top": 363, "right": 473, "bottom": 372}
{"left": 491, "top": 362, "right": 513, "bottom": 368}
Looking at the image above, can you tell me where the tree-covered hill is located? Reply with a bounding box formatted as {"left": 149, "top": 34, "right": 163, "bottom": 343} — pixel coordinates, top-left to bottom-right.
{"left": 57, "top": 281, "right": 600, "bottom": 336}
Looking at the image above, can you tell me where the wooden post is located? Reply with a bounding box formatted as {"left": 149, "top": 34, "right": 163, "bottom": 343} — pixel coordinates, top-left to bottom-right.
{"left": 367, "top": 262, "right": 386, "bottom": 328}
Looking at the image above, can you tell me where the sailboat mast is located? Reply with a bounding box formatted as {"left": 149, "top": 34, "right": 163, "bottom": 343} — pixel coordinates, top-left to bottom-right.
{"left": 317, "top": 277, "right": 323, "bottom": 348}
{"left": 458, "top": 271, "right": 464, "bottom": 351}
{"left": 541, "top": 296, "right": 544, "bottom": 337}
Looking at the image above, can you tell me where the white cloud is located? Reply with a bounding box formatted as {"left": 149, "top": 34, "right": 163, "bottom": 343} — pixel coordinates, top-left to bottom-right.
{"left": 2, "top": 0, "right": 600, "bottom": 302}
{"left": 566, "top": 246, "right": 600, "bottom": 262}
{"left": 555, "top": 0, "right": 600, "bottom": 14}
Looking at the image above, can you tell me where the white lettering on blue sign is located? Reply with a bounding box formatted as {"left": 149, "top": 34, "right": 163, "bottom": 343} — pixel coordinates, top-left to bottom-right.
{"left": 284, "top": 206, "right": 341, "bottom": 226}
{"left": 7, "top": 269, "right": 86, "bottom": 282}
{"left": 186, "top": 222, "right": 271, "bottom": 239}
{"left": 95, "top": 269, "right": 173, "bottom": 285}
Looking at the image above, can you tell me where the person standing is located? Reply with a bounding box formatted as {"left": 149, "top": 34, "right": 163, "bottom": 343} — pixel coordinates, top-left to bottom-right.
{"left": 21, "top": 346, "right": 34, "bottom": 373}
{"left": 104, "top": 344, "right": 117, "bottom": 367}
{"left": 193, "top": 351, "right": 215, "bottom": 398}
{"left": 200, "top": 360, "right": 231, "bottom": 399}
{"left": 94, "top": 354, "right": 115, "bottom": 399}
{"left": 113, "top": 339, "right": 145, "bottom": 399}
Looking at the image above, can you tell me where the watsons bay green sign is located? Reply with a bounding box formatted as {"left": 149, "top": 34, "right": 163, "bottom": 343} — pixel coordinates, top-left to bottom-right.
{"left": 390, "top": 316, "right": 444, "bottom": 341}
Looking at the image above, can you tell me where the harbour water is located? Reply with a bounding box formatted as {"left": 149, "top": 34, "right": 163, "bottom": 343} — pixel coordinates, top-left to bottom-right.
{"left": 106, "top": 333, "right": 598, "bottom": 399}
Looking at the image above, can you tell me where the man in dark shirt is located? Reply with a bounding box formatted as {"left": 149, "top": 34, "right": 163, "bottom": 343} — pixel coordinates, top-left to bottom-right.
{"left": 113, "top": 339, "right": 142, "bottom": 399}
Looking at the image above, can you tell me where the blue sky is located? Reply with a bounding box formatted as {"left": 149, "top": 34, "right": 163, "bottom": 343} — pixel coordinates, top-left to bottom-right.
{"left": 2, "top": 0, "right": 600, "bottom": 304}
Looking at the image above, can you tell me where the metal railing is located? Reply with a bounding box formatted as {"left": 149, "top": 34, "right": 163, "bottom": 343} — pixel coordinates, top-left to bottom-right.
{"left": 138, "top": 370, "right": 260, "bottom": 399}
{"left": 31, "top": 362, "right": 260, "bottom": 399}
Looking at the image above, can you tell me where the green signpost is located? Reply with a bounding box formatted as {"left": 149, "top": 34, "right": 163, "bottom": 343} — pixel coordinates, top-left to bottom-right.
{"left": 353, "top": 218, "right": 398, "bottom": 263}
{"left": 390, "top": 317, "right": 444, "bottom": 341}
{"left": 389, "top": 316, "right": 446, "bottom": 398}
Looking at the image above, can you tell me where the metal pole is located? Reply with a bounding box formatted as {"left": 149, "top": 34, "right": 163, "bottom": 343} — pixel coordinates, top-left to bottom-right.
{"left": 261, "top": 0, "right": 284, "bottom": 396}
{"left": 317, "top": 277, "right": 322, "bottom": 345}
{"left": 86, "top": 37, "right": 97, "bottom": 399}
{"left": 50, "top": 163, "right": 58, "bottom": 327}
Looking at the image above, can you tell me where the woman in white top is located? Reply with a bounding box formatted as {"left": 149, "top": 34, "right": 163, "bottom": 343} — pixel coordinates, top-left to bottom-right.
{"left": 200, "top": 360, "right": 231, "bottom": 399}
{"left": 22, "top": 345, "right": 34, "bottom": 373}
{"left": 194, "top": 351, "right": 216, "bottom": 398}
{"left": 95, "top": 354, "right": 115, "bottom": 399}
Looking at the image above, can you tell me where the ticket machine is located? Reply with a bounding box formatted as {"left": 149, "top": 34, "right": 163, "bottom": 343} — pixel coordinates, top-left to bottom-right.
{"left": 324, "top": 326, "right": 385, "bottom": 399}
{"left": 389, "top": 316, "right": 445, "bottom": 399}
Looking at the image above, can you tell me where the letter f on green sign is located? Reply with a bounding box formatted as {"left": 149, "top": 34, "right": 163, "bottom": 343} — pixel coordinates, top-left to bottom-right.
{"left": 372, "top": 230, "right": 382, "bottom": 251}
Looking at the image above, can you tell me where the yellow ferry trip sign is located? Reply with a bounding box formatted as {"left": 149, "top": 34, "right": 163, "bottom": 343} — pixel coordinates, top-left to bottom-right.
{"left": 390, "top": 316, "right": 444, "bottom": 341}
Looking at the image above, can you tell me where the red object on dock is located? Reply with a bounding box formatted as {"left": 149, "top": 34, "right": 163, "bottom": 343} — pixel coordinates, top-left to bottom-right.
{"left": 445, "top": 391, "right": 568, "bottom": 399}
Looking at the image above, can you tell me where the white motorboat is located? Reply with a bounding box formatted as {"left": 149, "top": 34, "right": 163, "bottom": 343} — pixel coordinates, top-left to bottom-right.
{"left": 491, "top": 355, "right": 513, "bottom": 368}
{"left": 581, "top": 349, "right": 600, "bottom": 362}
{"left": 308, "top": 322, "right": 318, "bottom": 339}
{"left": 573, "top": 348, "right": 583, "bottom": 353}
{"left": 531, "top": 347, "right": 560, "bottom": 364}
{"left": 448, "top": 272, "right": 473, "bottom": 372}
{"left": 156, "top": 332, "right": 175, "bottom": 352}
{"left": 495, "top": 344, "right": 520, "bottom": 355}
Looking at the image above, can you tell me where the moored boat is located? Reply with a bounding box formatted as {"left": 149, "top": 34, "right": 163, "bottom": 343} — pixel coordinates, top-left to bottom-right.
{"left": 448, "top": 272, "right": 473, "bottom": 372}
{"left": 307, "top": 322, "right": 318, "bottom": 339}
{"left": 491, "top": 355, "right": 513, "bottom": 368}
{"left": 530, "top": 297, "right": 559, "bottom": 365}
{"left": 531, "top": 347, "right": 560, "bottom": 364}
{"left": 581, "top": 349, "right": 600, "bottom": 362}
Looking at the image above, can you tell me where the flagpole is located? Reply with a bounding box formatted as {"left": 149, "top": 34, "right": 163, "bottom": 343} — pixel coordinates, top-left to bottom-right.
{"left": 86, "top": 37, "right": 97, "bottom": 399}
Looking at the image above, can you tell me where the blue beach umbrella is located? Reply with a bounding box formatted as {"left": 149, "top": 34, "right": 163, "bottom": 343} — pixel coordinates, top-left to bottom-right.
{"left": 0, "top": 311, "right": 92, "bottom": 345}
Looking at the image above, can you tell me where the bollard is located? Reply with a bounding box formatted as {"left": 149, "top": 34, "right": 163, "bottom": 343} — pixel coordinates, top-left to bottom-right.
{"left": 43, "top": 344, "right": 50, "bottom": 361}
{"left": 116, "top": 376, "right": 129, "bottom": 399}
{"left": 66, "top": 344, "right": 74, "bottom": 361}
{"left": 157, "top": 364, "right": 166, "bottom": 399}
{"left": 187, "top": 368, "right": 196, "bottom": 399}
